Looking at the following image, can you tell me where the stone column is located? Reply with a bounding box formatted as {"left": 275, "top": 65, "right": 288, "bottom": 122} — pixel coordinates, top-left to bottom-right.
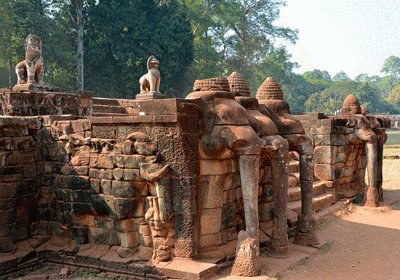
{"left": 239, "top": 154, "right": 260, "bottom": 241}
{"left": 293, "top": 138, "right": 319, "bottom": 246}
{"left": 365, "top": 141, "right": 378, "bottom": 207}
{"left": 264, "top": 135, "right": 289, "bottom": 257}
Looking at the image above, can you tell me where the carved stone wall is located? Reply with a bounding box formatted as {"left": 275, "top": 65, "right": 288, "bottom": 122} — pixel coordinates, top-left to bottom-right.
{"left": 0, "top": 117, "right": 43, "bottom": 253}
{"left": 300, "top": 112, "right": 389, "bottom": 199}
{"left": 0, "top": 90, "right": 92, "bottom": 116}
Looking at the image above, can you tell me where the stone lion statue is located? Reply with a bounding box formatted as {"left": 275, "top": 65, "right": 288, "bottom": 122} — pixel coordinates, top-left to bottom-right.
{"left": 15, "top": 34, "right": 44, "bottom": 86}
{"left": 139, "top": 55, "right": 160, "bottom": 94}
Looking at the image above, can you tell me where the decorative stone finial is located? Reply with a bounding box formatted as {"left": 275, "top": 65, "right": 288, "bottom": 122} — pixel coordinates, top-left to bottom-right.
{"left": 136, "top": 55, "right": 165, "bottom": 100}
{"left": 256, "top": 77, "right": 290, "bottom": 114}
{"left": 186, "top": 77, "right": 233, "bottom": 101}
{"left": 228, "top": 72, "right": 250, "bottom": 97}
{"left": 341, "top": 94, "right": 362, "bottom": 115}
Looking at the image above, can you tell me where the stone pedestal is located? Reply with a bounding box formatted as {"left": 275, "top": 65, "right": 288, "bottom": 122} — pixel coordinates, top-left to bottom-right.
{"left": 135, "top": 91, "right": 166, "bottom": 100}
{"left": 12, "top": 83, "right": 59, "bottom": 93}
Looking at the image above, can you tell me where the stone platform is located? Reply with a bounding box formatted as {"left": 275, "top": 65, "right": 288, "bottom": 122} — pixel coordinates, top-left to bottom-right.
{"left": 0, "top": 89, "right": 92, "bottom": 116}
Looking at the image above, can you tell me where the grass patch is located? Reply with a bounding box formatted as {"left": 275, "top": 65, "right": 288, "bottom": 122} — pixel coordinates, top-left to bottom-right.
{"left": 385, "top": 130, "right": 400, "bottom": 146}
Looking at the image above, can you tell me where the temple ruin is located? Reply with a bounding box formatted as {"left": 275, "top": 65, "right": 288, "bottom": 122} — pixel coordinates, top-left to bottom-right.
{"left": 0, "top": 35, "right": 389, "bottom": 279}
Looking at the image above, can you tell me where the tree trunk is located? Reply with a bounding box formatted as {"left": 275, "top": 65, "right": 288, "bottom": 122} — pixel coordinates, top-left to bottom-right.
{"left": 76, "top": 0, "right": 84, "bottom": 91}
{"left": 7, "top": 41, "right": 12, "bottom": 88}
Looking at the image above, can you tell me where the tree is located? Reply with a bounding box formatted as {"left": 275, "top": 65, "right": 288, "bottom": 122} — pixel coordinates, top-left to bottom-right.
{"left": 305, "top": 80, "right": 357, "bottom": 114}
{"left": 302, "top": 69, "right": 332, "bottom": 93}
{"left": 381, "top": 55, "right": 400, "bottom": 90}
{"left": 354, "top": 82, "right": 386, "bottom": 113}
{"left": 85, "top": 0, "right": 193, "bottom": 98}
{"left": 387, "top": 84, "right": 400, "bottom": 107}
{"left": 178, "top": 0, "right": 297, "bottom": 91}
{"left": 332, "top": 71, "right": 349, "bottom": 82}
{"left": 381, "top": 55, "right": 400, "bottom": 79}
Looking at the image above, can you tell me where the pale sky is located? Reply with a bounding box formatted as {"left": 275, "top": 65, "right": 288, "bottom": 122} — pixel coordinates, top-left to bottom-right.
{"left": 276, "top": 0, "right": 400, "bottom": 79}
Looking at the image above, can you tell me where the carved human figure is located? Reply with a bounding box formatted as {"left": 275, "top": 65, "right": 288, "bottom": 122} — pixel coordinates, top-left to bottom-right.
{"left": 256, "top": 77, "right": 319, "bottom": 247}
{"left": 139, "top": 55, "right": 161, "bottom": 94}
{"left": 15, "top": 34, "right": 44, "bottom": 86}
{"left": 229, "top": 72, "right": 289, "bottom": 257}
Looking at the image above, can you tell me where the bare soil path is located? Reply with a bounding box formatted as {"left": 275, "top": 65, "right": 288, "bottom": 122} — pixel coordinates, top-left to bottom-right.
{"left": 279, "top": 157, "right": 400, "bottom": 280}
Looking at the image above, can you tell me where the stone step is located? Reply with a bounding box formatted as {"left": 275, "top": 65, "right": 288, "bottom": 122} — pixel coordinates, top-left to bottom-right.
{"left": 92, "top": 97, "right": 135, "bottom": 107}
{"left": 92, "top": 97, "right": 122, "bottom": 106}
{"left": 92, "top": 104, "right": 128, "bottom": 114}
{"left": 288, "top": 172, "right": 300, "bottom": 188}
{"left": 288, "top": 160, "right": 299, "bottom": 173}
{"left": 287, "top": 181, "right": 326, "bottom": 202}
{"left": 92, "top": 112, "right": 128, "bottom": 117}
{"left": 287, "top": 193, "right": 337, "bottom": 215}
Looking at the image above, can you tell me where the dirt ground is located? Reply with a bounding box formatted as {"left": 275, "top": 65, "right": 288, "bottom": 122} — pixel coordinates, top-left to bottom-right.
{"left": 279, "top": 156, "right": 400, "bottom": 280}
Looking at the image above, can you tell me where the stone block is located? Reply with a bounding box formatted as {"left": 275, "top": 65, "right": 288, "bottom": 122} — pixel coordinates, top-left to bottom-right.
{"left": 70, "top": 153, "right": 90, "bottom": 166}
{"left": 114, "top": 198, "right": 143, "bottom": 219}
{"left": 97, "top": 154, "right": 114, "bottom": 169}
{"left": 113, "top": 168, "right": 124, "bottom": 181}
{"left": 71, "top": 202, "right": 92, "bottom": 215}
{"left": 336, "top": 151, "right": 347, "bottom": 163}
{"left": 224, "top": 173, "right": 241, "bottom": 190}
{"left": 74, "top": 166, "right": 89, "bottom": 176}
{"left": 55, "top": 175, "right": 90, "bottom": 189}
{"left": 0, "top": 183, "right": 17, "bottom": 199}
{"left": 314, "top": 164, "right": 335, "bottom": 181}
{"left": 221, "top": 227, "right": 238, "bottom": 244}
{"left": 101, "top": 179, "right": 112, "bottom": 195}
{"left": 123, "top": 169, "right": 141, "bottom": 181}
{"left": 115, "top": 218, "right": 135, "bottom": 233}
{"left": 199, "top": 232, "right": 222, "bottom": 248}
{"left": 314, "top": 146, "right": 337, "bottom": 164}
{"left": 331, "top": 134, "right": 347, "bottom": 146}
{"left": 348, "top": 151, "right": 358, "bottom": 161}
{"left": 259, "top": 202, "right": 273, "bottom": 222}
{"left": 198, "top": 175, "right": 224, "bottom": 209}
{"left": 92, "top": 125, "right": 116, "bottom": 139}
{"left": 223, "top": 189, "right": 237, "bottom": 204}
{"left": 313, "top": 134, "right": 331, "bottom": 145}
{"left": 90, "top": 178, "right": 100, "bottom": 193}
{"left": 200, "top": 159, "right": 235, "bottom": 175}
{"left": 91, "top": 195, "right": 115, "bottom": 216}
{"left": 0, "top": 236, "right": 15, "bottom": 253}
{"left": 0, "top": 210, "right": 14, "bottom": 225}
{"left": 199, "top": 208, "right": 222, "bottom": 235}
{"left": 139, "top": 224, "right": 151, "bottom": 236}
{"left": 344, "top": 167, "right": 354, "bottom": 177}
{"left": 119, "top": 231, "right": 138, "bottom": 248}
{"left": 99, "top": 169, "right": 113, "bottom": 180}
{"left": 112, "top": 181, "right": 148, "bottom": 198}
{"left": 0, "top": 223, "right": 15, "bottom": 238}
{"left": 221, "top": 203, "right": 236, "bottom": 229}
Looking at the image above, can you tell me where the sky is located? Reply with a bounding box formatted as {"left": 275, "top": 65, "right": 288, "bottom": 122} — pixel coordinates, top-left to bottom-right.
{"left": 276, "top": 0, "right": 400, "bottom": 79}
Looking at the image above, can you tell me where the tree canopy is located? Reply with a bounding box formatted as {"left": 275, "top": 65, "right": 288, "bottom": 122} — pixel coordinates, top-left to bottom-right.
{"left": 0, "top": 1, "right": 399, "bottom": 114}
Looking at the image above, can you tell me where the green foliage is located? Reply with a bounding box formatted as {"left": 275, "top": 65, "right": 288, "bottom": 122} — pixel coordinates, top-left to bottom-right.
{"left": 305, "top": 80, "right": 358, "bottom": 114}
{"left": 332, "top": 71, "right": 349, "bottom": 82}
{"left": 179, "top": 0, "right": 298, "bottom": 92}
{"left": 85, "top": 0, "right": 193, "bottom": 98}
{"left": 381, "top": 55, "right": 400, "bottom": 79}
{"left": 387, "top": 84, "right": 400, "bottom": 107}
